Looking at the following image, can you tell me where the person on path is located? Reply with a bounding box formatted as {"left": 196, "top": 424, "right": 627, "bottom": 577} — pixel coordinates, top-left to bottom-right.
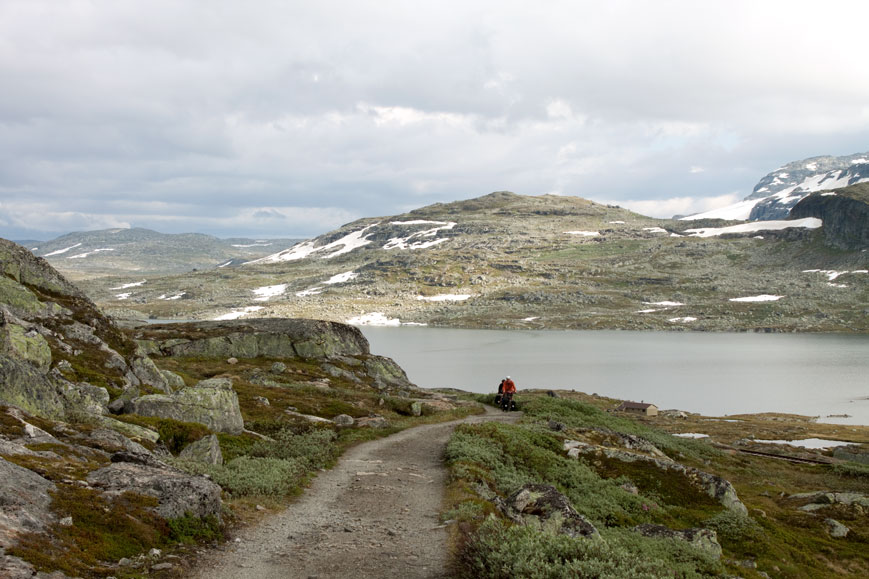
{"left": 501, "top": 376, "right": 516, "bottom": 411}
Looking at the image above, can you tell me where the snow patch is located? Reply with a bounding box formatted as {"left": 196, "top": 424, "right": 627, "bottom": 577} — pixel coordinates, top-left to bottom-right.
{"left": 232, "top": 242, "right": 272, "bottom": 248}
{"left": 212, "top": 306, "right": 264, "bottom": 321}
{"left": 643, "top": 227, "right": 668, "bottom": 234}
{"left": 753, "top": 438, "right": 853, "bottom": 450}
{"left": 684, "top": 218, "right": 821, "bottom": 238}
{"left": 565, "top": 230, "right": 599, "bottom": 237}
{"left": 383, "top": 221, "right": 456, "bottom": 250}
{"left": 644, "top": 301, "right": 684, "bottom": 307}
{"left": 347, "top": 312, "right": 401, "bottom": 326}
{"left": 729, "top": 295, "right": 784, "bottom": 302}
{"left": 110, "top": 280, "right": 146, "bottom": 290}
{"left": 255, "top": 224, "right": 380, "bottom": 263}
{"left": 68, "top": 248, "right": 115, "bottom": 259}
{"left": 44, "top": 243, "right": 81, "bottom": 257}
{"left": 158, "top": 292, "right": 186, "bottom": 301}
{"left": 608, "top": 221, "right": 625, "bottom": 224}
{"left": 115, "top": 293, "right": 131, "bottom": 300}
{"left": 672, "top": 433, "right": 709, "bottom": 439}
{"left": 218, "top": 261, "right": 233, "bottom": 268}
{"left": 636, "top": 309, "right": 660, "bottom": 314}
{"left": 417, "top": 294, "right": 474, "bottom": 302}
{"left": 296, "top": 287, "right": 323, "bottom": 297}
{"left": 252, "top": 283, "right": 287, "bottom": 301}
{"left": 325, "top": 271, "right": 359, "bottom": 285}
{"left": 668, "top": 317, "right": 697, "bottom": 323}
{"left": 821, "top": 192, "right": 837, "bottom": 197}
{"left": 523, "top": 316, "right": 540, "bottom": 321}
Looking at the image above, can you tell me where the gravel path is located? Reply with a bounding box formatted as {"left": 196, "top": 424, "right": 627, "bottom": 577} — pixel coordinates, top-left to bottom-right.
{"left": 191, "top": 407, "right": 520, "bottom": 579}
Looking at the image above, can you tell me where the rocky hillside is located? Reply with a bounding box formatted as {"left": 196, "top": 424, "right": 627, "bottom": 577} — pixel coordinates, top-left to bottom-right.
{"left": 29, "top": 227, "right": 300, "bottom": 280}
{"left": 684, "top": 152, "right": 869, "bottom": 221}
{"left": 790, "top": 183, "right": 869, "bottom": 250}
{"left": 0, "top": 238, "right": 467, "bottom": 577}
{"left": 82, "top": 191, "right": 868, "bottom": 333}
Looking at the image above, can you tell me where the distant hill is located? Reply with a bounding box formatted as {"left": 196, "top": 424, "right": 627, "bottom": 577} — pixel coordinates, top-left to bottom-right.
{"left": 683, "top": 152, "right": 869, "bottom": 221}
{"left": 29, "top": 227, "right": 300, "bottom": 279}
{"left": 81, "top": 191, "right": 869, "bottom": 333}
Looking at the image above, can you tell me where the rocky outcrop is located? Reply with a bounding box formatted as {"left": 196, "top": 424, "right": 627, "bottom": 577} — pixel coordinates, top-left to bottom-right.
{"left": 498, "top": 483, "right": 600, "bottom": 539}
{"left": 87, "top": 461, "right": 222, "bottom": 521}
{"left": 789, "top": 183, "right": 869, "bottom": 250}
{"left": 131, "top": 377, "right": 244, "bottom": 434}
{"left": 135, "top": 318, "right": 369, "bottom": 360}
{"left": 564, "top": 440, "right": 747, "bottom": 514}
{"left": 633, "top": 523, "right": 722, "bottom": 558}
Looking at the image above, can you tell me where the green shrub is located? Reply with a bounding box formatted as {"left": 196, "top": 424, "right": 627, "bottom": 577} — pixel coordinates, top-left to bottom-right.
{"left": 174, "top": 456, "right": 305, "bottom": 497}
{"left": 168, "top": 513, "right": 222, "bottom": 544}
{"left": 248, "top": 426, "right": 338, "bottom": 469}
{"left": 456, "top": 518, "right": 721, "bottom": 579}
{"left": 831, "top": 461, "right": 869, "bottom": 479}
{"left": 705, "top": 510, "right": 764, "bottom": 544}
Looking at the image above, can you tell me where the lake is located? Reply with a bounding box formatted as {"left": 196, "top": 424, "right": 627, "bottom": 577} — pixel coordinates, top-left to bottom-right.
{"left": 361, "top": 327, "right": 869, "bottom": 425}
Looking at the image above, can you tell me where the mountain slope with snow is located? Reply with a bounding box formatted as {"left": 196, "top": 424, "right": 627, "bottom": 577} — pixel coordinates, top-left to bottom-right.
{"left": 70, "top": 191, "right": 869, "bottom": 334}
{"left": 682, "top": 152, "right": 869, "bottom": 221}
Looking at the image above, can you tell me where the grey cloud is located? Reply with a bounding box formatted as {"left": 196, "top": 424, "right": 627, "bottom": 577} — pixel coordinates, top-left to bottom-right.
{"left": 2, "top": 0, "right": 869, "bottom": 241}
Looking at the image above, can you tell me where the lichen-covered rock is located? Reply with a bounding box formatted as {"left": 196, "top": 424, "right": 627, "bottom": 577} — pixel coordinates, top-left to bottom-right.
{"left": 0, "top": 355, "right": 68, "bottom": 420}
{"left": 160, "top": 369, "right": 186, "bottom": 390}
{"left": 96, "top": 415, "right": 160, "bottom": 444}
{"left": 130, "top": 356, "right": 170, "bottom": 393}
{"left": 0, "top": 457, "right": 57, "bottom": 545}
{"left": 503, "top": 483, "right": 600, "bottom": 539}
{"left": 57, "top": 379, "right": 109, "bottom": 416}
{"left": 364, "top": 355, "right": 413, "bottom": 390}
{"left": 86, "top": 462, "right": 222, "bottom": 521}
{"left": 131, "top": 377, "right": 243, "bottom": 434}
{"left": 179, "top": 434, "right": 224, "bottom": 465}
{"left": 0, "top": 322, "right": 52, "bottom": 372}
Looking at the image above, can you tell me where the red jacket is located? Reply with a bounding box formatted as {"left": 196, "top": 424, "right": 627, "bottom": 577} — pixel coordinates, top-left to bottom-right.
{"left": 503, "top": 379, "right": 516, "bottom": 394}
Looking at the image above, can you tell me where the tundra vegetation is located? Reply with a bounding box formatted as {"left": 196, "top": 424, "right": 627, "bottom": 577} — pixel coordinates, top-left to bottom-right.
{"left": 443, "top": 393, "right": 869, "bottom": 578}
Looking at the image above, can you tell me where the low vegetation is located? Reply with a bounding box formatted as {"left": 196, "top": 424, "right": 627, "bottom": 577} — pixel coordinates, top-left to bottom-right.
{"left": 444, "top": 393, "right": 869, "bottom": 578}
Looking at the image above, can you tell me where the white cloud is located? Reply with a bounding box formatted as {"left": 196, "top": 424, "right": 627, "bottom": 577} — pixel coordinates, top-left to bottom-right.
{"left": 613, "top": 193, "right": 743, "bottom": 219}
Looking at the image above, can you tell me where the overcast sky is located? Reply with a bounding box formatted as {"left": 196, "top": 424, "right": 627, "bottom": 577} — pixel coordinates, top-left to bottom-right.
{"left": 2, "top": 0, "right": 868, "bottom": 241}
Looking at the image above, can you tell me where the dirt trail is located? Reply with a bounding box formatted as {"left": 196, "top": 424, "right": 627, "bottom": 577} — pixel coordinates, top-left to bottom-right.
{"left": 191, "top": 407, "right": 520, "bottom": 579}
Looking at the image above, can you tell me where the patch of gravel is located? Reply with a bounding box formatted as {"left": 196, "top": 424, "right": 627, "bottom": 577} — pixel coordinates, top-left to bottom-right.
{"left": 191, "top": 407, "right": 520, "bottom": 579}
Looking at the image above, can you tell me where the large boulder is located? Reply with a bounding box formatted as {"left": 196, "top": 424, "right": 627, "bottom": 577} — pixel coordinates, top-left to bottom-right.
{"left": 501, "top": 483, "right": 600, "bottom": 539}
{"left": 131, "top": 377, "right": 244, "bottom": 434}
{"left": 365, "top": 355, "right": 414, "bottom": 390}
{"left": 86, "top": 461, "right": 222, "bottom": 521}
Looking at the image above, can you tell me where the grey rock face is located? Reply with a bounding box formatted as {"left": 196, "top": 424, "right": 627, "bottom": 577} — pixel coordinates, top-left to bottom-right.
{"left": 0, "top": 457, "right": 57, "bottom": 544}
{"left": 633, "top": 523, "right": 722, "bottom": 558}
{"left": 179, "top": 434, "right": 224, "bottom": 465}
{"left": 86, "top": 462, "right": 222, "bottom": 521}
{"left": 131, "top": 377, "right": 244, "bottom": 434}
{"left": 364, "top": 355, "right": 413, "bottom": 390}
{"left": 790, "top": 186, "right": 869, "bottom": 250}
{"left": 502, "top": 483, "right": 600, "bottom": 539}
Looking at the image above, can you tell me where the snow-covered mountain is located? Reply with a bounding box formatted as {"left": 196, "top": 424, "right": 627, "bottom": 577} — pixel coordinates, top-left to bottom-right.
{"left": 682, "top": 152, "right": 869, "bottom": 221}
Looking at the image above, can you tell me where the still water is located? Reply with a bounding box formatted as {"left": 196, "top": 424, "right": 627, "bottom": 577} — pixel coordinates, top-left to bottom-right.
{"left": 362, "top": 327, "right": 869, "bottom": 425}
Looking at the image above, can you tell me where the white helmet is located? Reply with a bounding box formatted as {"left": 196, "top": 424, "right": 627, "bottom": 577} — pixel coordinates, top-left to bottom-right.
{"left": 506, "top": 376, "right": 511, "bottom": 379}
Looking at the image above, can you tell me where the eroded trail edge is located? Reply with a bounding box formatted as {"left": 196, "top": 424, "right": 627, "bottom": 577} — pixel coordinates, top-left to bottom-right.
{"left": 192, "top": 407, "right": 520, "bottom": 579}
